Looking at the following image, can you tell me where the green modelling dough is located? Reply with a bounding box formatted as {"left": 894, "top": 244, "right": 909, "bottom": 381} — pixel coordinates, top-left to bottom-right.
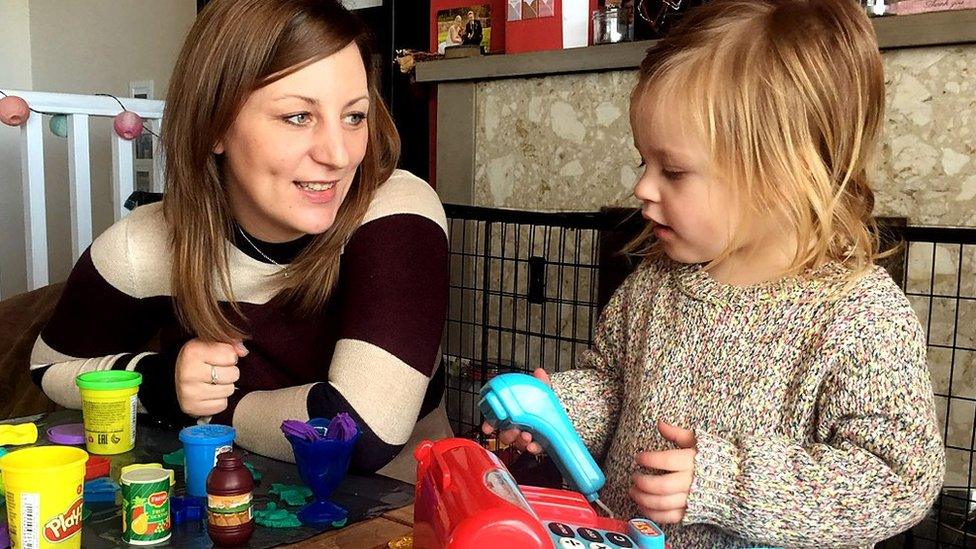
{"left": 254, "top": 502, "right": 302, "bottom": 528}
{"left": 162, "top": 448, "right": 184, "bottom": 467}
{"left": 269, "top": 483, "right": 312, "bottom": 506}
{"left": 331, "top": 518, "right": 347, "bottom": 528}
{"left": 244, "top": 461, "right": 263, "bottom": 482}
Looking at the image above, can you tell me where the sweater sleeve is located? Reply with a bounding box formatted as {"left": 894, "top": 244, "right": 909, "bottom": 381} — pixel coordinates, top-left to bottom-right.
{"left": 683, "top": 303, "right": 945, "bottom": 547}
{"left": 549, "top": 261, "right": 648, "bottom": 458}
{"left": 225, "top": 177, "right": 450, "bottom": 473}
{"left": 29, "top": 212, "right": 189, "bottom": 426}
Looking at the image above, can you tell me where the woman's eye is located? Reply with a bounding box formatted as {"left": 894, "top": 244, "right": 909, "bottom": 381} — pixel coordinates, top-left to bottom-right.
{"left": 344, "top": 112, "right": 367, "bottom": 126}
{"left": 663, "top": 170, "right": 686, "bottom": 180}
{"left": 284, "top": 113, "right": 311, "bottom": 126}
{"left": 637, "top": 159, "right": 646, "bottom": 168}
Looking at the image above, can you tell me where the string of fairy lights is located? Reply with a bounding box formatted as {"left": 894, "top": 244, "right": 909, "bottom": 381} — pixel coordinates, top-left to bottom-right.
{"left": 0, "top": 90, "right": 159, "bottom": 140}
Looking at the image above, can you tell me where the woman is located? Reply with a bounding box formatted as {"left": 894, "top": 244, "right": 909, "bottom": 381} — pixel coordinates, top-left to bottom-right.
{"left": 29, "top": 0, "right": 451, "bottom": 480}
{"left": 450, "top": 15, "right": 464, "bottom": 45}
{"left": 439, "top": 15, "right": 465, "bottom": 54}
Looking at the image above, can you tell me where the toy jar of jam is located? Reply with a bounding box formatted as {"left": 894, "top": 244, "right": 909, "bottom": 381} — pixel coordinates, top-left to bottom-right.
{"left": 206, "top": 452, "right": 254, "bottom": 547}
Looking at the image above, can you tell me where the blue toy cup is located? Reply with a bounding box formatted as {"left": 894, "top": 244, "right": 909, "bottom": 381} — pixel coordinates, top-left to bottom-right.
{"left": 285, "top": 420, "right": 360, "bottom": 526}
{"left": 179, "top": 424, "right": 236, "bottom": 497}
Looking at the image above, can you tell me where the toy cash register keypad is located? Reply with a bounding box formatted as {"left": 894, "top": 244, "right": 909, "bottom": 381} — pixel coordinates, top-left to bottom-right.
{"left": 546, "top": 519, "right": 667, "bottom": 549}
{"left": 546, "top": 522, "right": 634, "bottom": 549}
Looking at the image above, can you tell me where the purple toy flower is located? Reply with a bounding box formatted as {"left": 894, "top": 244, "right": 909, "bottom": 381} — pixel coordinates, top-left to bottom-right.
{"left": 281, "top": 420, "right": 320, "bottom": 442}
{"left": 324, "top": 413, "right": 357, "bottom": 442}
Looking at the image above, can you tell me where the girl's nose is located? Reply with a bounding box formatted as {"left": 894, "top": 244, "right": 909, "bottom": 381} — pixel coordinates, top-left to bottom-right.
{"left": 633, "top": 172, "right": 660, "bottom": 203}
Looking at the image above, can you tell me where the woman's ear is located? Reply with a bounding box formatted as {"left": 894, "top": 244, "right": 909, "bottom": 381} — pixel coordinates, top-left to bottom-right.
{"left": 213, "top": 140, "right": 225, "bottom": 155}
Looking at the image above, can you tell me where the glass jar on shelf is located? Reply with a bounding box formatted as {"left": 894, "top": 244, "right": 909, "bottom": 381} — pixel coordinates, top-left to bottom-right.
{"left": 593, "top": 0, "right": 636, "bottom": 45}
{"left": 861, "top": 0, "right": 888, "bottom": 16}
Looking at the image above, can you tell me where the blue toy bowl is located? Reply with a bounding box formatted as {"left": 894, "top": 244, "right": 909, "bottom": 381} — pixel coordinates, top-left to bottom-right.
{"left": 285, "top": 422, "right": 360, "bottom": 526}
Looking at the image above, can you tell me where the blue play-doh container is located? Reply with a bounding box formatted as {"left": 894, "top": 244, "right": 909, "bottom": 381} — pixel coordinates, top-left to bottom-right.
{"left": 178, "top": 424, "right": 236, "bottom": 497}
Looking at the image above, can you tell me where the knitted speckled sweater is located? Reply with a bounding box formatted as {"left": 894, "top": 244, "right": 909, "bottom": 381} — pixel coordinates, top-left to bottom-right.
{"left": 550, "top": 257, "right": 945, "bottom": 548}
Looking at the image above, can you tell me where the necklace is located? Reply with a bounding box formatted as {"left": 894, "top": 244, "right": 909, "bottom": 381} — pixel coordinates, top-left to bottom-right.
{"left": 236, "top": 225, "right": 290, "bottom": 278}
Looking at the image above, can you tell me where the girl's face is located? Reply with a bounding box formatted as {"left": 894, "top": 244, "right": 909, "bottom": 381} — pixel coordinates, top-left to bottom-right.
{"left": 216, "top": 43, "right": 369, "bottom": 242}
{"left": 630, "top": 92, "right": 740, "bottom": 265}
{"left": 630, "top": 90, "right": 799, "bottom": 284}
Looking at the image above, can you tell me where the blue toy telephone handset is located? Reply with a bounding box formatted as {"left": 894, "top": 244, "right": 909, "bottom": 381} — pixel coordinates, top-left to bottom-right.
{"left": 479, "top": 373, "right": 605, "bottom": 503}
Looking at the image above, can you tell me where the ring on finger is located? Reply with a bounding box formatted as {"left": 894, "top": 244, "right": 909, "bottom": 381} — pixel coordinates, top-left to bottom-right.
{"left": 210, "top": 365, "right": 219, "bottom": 385}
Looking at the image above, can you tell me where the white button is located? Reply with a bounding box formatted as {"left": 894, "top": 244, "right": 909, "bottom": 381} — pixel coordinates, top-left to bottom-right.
{"left": 590, "top": 543, "right": 611, "bottom": 549}
{"left": 559, "top": 539, "right": 586, "bottom": 548}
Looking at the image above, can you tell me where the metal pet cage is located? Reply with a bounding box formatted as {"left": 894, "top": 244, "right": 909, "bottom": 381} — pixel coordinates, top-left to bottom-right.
{"left": 440, "top": 203, "right": 976, "bottom": 548}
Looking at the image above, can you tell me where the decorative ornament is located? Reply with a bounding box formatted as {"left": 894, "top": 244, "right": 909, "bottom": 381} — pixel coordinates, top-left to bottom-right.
{"left": 0, "top": 95, "right": 30, "bottom": 126}
{"left": 113, "top": 110, "right": 144, "bottom": 140}
{"left": 49, "top": 114, "right": 68, "bottom": 138}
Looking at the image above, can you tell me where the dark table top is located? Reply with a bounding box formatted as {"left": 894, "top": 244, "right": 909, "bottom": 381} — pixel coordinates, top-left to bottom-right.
{"left": 0, "top": 410, "right": 413, "bottom": 548}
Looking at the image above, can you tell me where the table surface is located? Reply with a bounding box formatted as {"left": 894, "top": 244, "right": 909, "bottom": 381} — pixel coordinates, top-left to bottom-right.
{"left": 1, "top": 411, "right": 415, "bottom": 549}
{"left": 290, "top": 504, "right": 414, "bottom": 548}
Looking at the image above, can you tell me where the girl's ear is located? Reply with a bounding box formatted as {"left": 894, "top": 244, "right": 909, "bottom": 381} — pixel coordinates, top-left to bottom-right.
{"left": 213, "top": 140, "right": 225, "bottom": 155}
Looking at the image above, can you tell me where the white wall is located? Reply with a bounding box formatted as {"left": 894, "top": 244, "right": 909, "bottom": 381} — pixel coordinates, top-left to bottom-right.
{"left": 0, "top": 0, "right": 33, "bottom": 297}
{"left": 0, "top": 0, "right": 195, "bottom": 297}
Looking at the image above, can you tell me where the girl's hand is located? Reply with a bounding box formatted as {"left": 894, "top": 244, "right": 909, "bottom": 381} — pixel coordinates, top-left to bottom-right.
{"left": 174, "top": 338, "right": 248, "bottom": 417}
{"left": 480, "top": 368, "right": 551, "bottom": 455}
{"left": 629, "top": 420, "right": 698, "bottom": 524}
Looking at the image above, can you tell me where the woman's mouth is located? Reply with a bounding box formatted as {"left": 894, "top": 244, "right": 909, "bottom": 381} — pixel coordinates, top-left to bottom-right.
{"left": 295, "top": 180, "right": 337, "bottom": 192}
{"left": 295, "top": 180, "right": 338, "bottom": 204}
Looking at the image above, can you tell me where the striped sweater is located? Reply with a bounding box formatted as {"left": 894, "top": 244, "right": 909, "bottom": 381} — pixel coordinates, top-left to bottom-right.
{"left": 550, "top": 257, "right": 945, "bottom": 548}
{"left": 30, "top": 170, "right": 449, "bottom": 473}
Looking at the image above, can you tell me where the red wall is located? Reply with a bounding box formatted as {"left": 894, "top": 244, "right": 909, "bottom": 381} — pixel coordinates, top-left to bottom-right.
{"left": 430, "top": 0, "right": 599, "bottom": 55}
{"left": 504, "top": 0, "right": 599, "bottom": 54}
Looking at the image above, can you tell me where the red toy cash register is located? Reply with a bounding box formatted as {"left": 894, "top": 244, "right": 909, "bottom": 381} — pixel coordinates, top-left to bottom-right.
{"left": 414, "top": 438, "right": 668, "bottom": 549}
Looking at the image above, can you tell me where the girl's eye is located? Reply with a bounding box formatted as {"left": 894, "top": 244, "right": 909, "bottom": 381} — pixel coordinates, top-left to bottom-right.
{"left": 637, "top": 159, "right": 646, "bottom": 168}
{"left": 343, "top": 112, "right": 367, "bottom": 126}
{"left": 663, "top": 170, "right": 686, "bottom": 180}
{"left": 284, "top": 113, "right": 311, "bottom": 126}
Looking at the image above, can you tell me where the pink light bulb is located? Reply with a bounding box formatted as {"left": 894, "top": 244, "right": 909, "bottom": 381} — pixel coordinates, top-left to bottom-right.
{"left": 113, "top": 111, "right": 144, "bottom": 140}
{"left": 0, "top": 95, "right": 30, "bottom": 126}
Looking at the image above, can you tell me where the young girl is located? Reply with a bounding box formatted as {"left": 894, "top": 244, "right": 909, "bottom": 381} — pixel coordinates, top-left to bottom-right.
{"left": 489, "top": 0, "right": 945, "bottom": 546}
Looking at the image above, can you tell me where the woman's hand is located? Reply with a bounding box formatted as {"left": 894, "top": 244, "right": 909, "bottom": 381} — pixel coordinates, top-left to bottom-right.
{"left": 629, "top": 420, "right": 698, "bottom": 524}
{"left": 175, "top": 338, "right": 248, "bottom": 417}
{"left": 480, "top": 367, "right": 551, "bottom": 455}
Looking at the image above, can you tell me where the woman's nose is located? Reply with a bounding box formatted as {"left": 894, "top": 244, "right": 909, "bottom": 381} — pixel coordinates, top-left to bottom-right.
{"left": 310, "top": 122, "right": 350, "bottom": 169}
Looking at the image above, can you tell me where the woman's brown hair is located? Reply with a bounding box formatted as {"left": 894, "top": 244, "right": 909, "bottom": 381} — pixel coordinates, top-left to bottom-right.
{"left": 627, "top": 0, "right": 886, "bottom": 279}
{"left": 162, "top": 0, "right": 400, "bottom": 341}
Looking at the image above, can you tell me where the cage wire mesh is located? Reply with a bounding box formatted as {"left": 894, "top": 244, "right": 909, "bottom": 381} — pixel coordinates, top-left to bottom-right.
{"left": 441, "top": 205, "right": 622, "bottom": 442}
{"left": 898, "top": 227, "right": 976, "bottom": 548}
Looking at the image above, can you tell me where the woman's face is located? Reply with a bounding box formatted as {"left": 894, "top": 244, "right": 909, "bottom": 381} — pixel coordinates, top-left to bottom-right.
{"left": 216, "top": 43, "right": 370, "bottom": 242}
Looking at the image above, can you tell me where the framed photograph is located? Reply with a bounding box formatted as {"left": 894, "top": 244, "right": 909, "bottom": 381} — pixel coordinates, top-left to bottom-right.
{"left": 436, "top": 5, "right": 493, "bottom": 53}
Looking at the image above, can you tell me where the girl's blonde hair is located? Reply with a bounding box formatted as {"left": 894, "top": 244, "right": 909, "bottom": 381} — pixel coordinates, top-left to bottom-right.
{"left": 628, "top": 0, "right": 886, "bottom": 278}
{"left": 162, "top": 0, "right": 400, "bottom": 342}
